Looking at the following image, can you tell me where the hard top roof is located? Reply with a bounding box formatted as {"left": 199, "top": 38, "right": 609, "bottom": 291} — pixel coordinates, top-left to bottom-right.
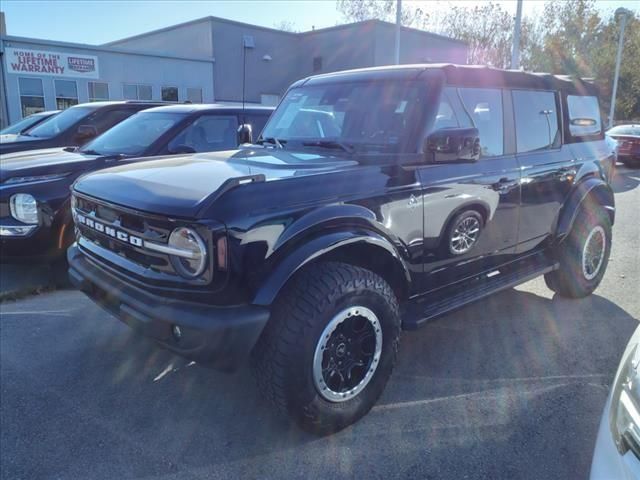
{"left": 142, "top": 103, "right": 275, "bottom": 114}
{"left": 302, "top": 64, "right": 599, "bottom": 96}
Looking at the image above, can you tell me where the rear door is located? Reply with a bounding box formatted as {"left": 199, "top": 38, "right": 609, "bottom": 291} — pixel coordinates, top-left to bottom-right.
{"left": 417, "top": 87, "right": 521, "bottom": 291}
{"left": 512, "top": 89, "right": 574, "bottom": 252}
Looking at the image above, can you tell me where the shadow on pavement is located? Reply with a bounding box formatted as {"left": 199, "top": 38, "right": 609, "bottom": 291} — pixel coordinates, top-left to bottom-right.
{"left": 1, "top": 287, "right": 637, "bottom": 479}
{"left": 611, "top": 163, "right": 640, "bottom": 194}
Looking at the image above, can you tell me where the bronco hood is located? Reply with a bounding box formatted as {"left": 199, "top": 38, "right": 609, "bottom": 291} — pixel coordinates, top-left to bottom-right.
{"left": 72, "top": 148, "right": 357, "bottom": 218}
{"left": 0, "top": 147, "right": 101, "bottom": 183}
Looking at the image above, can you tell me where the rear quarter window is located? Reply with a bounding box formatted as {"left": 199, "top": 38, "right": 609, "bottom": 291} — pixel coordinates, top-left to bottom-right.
{"left": 567, "top": 95, "right": 602, "bottom": 138}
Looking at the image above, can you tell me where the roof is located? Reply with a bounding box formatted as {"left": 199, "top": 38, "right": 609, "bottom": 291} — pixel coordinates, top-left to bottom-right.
{"left": 70, "top": 101, "right": 166, "bottom": 110}
{"left": 142, "top": 103, "right": 275, "bottom": 114}
{"left": 303, "top": 64, "right": 600, "bottom": 96}
{"left": 103, "top": 15, "right": 466, "bottom": 47}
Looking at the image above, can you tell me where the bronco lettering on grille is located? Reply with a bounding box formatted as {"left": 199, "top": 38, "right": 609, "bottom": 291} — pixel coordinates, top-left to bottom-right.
{"left": 76, "top": 213, "right": 143, "bottom": 247}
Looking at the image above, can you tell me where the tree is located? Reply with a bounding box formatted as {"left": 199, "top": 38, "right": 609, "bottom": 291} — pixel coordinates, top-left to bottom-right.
{"left": 273, "top": 20, "right": 298, "bottom": 33}
{"left": 437, "top": 2, "right": 514, "bottom": 67}
{"left": 337, "top": 0, "right": 428, "bottom": 29}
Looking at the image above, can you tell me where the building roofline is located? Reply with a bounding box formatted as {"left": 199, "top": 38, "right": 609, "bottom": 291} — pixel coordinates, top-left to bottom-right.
{"left": 299, "top": 19, "right": 467, "bottom": 45}
{"left": 0, "top": 34, "right": 215, "bottom": 63}
{"left": 102, "top": 15, "right": 466, "bottom": 47}
{"left": 103, "top": 15, "right": 297, "bottom": 47}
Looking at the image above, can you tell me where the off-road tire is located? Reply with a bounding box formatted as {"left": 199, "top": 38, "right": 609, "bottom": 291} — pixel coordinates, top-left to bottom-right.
{"left": 251, "top": 261, "right": 401, "bottom": 435}
{"left": 545, "top": 204, "right": 611, "bottom": 298}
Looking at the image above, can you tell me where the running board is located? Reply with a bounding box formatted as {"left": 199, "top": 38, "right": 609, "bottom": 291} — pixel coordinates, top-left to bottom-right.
{"left": 402, "top": 253, "right": 559, "bottom": 330}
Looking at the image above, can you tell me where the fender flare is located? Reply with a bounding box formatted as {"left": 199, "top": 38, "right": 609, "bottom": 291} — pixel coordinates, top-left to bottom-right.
{"left": 555, "top": 177, "right": 615, "bottom": 240}
{"left": 251, "top": 230, "right": 411, "bottom": 307}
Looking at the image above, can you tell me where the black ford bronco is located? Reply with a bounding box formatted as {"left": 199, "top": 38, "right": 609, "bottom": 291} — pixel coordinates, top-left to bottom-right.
{"left": 68, "top": 65, "right": 615, "bottom": 434}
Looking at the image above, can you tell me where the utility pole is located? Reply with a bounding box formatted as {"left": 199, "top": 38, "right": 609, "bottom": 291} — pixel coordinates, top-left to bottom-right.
{"left": 609, "top": 7, "right": 632, "bottom": 128}
{"left": 395, "top": 0, "right": 401, "bottom": 65}
{"left": 511, "top": 0, "right": 523, "bottom": 69}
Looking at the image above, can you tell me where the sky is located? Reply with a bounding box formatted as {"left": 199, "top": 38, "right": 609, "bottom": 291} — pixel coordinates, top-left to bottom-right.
{"left": 1, "top": 0, "right": 637, "bottom": 45}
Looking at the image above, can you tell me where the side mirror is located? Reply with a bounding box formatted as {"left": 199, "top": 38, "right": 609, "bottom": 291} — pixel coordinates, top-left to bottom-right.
{"left": 425, "top": 127, "right": 481, "bottom": 163}
{"left": 237, "top": 124, "right": 253, "bottom": 145}
{"left": 76, "top": 124, "right": 98, "bottom": 142}
{"left": 169, "top": 144, "right": 196, "bottom": 154}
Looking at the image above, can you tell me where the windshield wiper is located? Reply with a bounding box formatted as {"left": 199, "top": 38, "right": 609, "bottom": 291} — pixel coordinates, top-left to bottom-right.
{"left": 79, "top": 149, "right": 102, "bottom": 156}
{"left": 257, "top": 137, "right": 286, "bottom": 149}
{"left": 302, "top": 140, "right": 355, "bottom": 154}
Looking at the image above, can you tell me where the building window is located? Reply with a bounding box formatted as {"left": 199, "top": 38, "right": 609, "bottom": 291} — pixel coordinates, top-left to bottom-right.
{"left": 260, "top": 94, "right": 280, "bottom": 106}
{"left": 162, "top": 86, "right": 179, "bottom": 102}
{"left": 123, "top": 83, "right": 152, "bottom": 101}
{"left": 18, "top": 77, "right": 45, "bottom": 118}
{"left": 512, "top": 90, "right": 560, "bottom": 153}
{"left": 88, "top": 82, "right": 109, "bottom": 102}
{"left": 186, "top": 88, "right": 202, "bottom": 103}
{"left": 54, "top": 80, "right": 79, "bottom": 110}
{"left": 313, "top": 56, "right": 322, "bottom": 72}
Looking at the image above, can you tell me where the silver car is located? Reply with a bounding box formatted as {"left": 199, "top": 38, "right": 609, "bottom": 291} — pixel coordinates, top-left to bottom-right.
{"left": 591, "top": 327, "right": 640, "bottom": 479}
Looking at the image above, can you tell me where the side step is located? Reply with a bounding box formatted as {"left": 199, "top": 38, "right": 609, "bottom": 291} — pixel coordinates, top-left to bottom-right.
{"left": 402, "top": 252, "right": 559, "bottom": 330}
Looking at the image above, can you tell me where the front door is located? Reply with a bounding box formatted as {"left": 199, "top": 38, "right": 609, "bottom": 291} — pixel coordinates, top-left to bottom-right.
{"left": 416, "top": 87, "right": 521, "bottom": 292}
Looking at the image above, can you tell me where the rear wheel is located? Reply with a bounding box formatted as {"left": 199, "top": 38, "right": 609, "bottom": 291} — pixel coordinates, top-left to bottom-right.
{"left": 545, "top": 204, "right": 611, "bottom": 298}
{"left": 251, "top": 261, "right": 401, "bottom": 435}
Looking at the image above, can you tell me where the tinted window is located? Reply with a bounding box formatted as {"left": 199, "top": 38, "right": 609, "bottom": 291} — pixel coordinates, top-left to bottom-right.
{"left": 81, "top": 111, "right": 186, "bottom": 156}
{"left": 86, "top": 109, "right": 136, "bottom": 135}
{"left": 608, "top": 125, "right": 640, "bottom": 136}
{"left": 246, "top": 113, "right": 270, "bottom": 137}
{"left": 28, "top": 106, "right": 93, "bottom": 138}
{"left": 567, "top": 95, "right": 601, "bottom": 137}
{"left": 513, "top": 90, "right": 560, "bottom": 153}
{"left": 434, "top": 88, "right": 472, "bottom": 130}
{"left": 458, "top": 88, "right": 503, "bottom": 157}
{"left": 169, "top": 115, "right": 239, "bottom": 152}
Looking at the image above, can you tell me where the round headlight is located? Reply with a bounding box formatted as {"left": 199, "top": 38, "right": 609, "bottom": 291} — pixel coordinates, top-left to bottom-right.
{"left": 168, "top": 227, "right": 207, "bottom": 278}
{"left": 10, "top": 193, "right": 39, "bottom": 224}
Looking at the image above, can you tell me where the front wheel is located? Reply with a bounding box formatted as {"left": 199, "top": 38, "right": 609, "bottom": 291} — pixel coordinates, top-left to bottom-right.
{"left": 545, "top": 204, "right": 611, "bottom": 298}
{"left": 251, "top": 262, "right": 401, "bottom": 435}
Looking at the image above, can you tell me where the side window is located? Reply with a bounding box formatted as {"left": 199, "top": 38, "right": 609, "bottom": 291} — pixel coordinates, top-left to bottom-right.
{"left": 168, "top": 115, "right": 239, "bottom": 153}
{"left": 567, "top": 95, "right": 602, "bottom": 137}
{"left": 434, "top": 88, "right": 472, "bottom": 130}
{"left": 86, "top": 109, "right": 135, "bottom": 134}
{"left": 512, "top": 90, "right": 560, "bottom": 153}
{"left": 245, "top": 114, "right": 269, "bottom": 138}
{"left": 458, "top": 88, "right": 504, "bottom": 157}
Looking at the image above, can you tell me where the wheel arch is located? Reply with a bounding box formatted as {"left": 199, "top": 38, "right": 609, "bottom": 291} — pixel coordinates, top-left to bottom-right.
{"left": 555, "top": 177, "right": 615, "bottom": 240}
{"left": 251, "top": 231, "right": 412, "bottom": 307}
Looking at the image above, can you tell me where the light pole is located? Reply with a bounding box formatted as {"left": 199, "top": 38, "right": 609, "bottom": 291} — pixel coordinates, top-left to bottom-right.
{"left": 511, "top": 0, "right": 523, "bottom": 69}
{"left": 395, "top": 0, "right": 401, "bottom": 65}
{"left": 609, "top": 7, "right": 632, "bottom": 129}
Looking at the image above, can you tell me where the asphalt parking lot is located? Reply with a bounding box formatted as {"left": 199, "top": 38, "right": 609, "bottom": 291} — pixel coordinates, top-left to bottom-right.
{"left": 1, "top": 165, "right": 639, "bottom": 480}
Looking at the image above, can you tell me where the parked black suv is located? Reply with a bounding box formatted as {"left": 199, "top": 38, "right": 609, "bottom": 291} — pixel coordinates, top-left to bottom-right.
{"left": 68, "top": 65, "right": 615, "bottom": 434}
{"left": 0, "top": 104, "right": 272, "bottom": 262}
{"left": 0, "top": 101, "right": 163, "bottom": 154}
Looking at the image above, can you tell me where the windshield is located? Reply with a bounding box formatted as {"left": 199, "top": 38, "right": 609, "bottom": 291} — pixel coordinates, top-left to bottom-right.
{"left": 0, "top": 114, "right": 49, "bottom": 135}
{"left": 28, "top": 107, "right": 93, "bottom": 138}
{"left": 80, "top": 111, "right": 187, "bottom": 156}
{"left": 260, "top": 80, "right": 426, "bottom": 154}
{"left": 608, "top": 125, "right": 639, "bottom": 136}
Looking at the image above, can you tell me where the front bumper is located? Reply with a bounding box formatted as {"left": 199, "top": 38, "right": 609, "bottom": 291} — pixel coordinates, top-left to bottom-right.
{"left": 590, "top": 393, "right": 640, "bottom": 479}
{"left": 0, "top": 222, "right": 60, "bottom": 262}
{"left": 68, "top": 244, "right": 270, "bottom": 371}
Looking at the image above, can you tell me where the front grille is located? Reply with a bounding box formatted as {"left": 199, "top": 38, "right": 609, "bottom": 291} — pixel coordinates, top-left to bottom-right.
{"left": 73, "top": 194, "right": 175, "bottom": 274}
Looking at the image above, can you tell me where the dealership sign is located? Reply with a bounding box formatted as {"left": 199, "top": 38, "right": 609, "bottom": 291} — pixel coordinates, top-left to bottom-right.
{"left": 5, "top": 48, "right": 99, "bottom": 79}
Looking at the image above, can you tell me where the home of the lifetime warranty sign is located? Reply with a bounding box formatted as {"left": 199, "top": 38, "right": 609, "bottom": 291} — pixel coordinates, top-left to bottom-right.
{"left": 5, "top": 47, "right": 100, "bottom": 78}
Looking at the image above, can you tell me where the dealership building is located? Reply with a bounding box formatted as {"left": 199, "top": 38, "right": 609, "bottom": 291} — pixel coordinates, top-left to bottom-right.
{"left": 0, "top": 12, "right": 467, "bottom": 128}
